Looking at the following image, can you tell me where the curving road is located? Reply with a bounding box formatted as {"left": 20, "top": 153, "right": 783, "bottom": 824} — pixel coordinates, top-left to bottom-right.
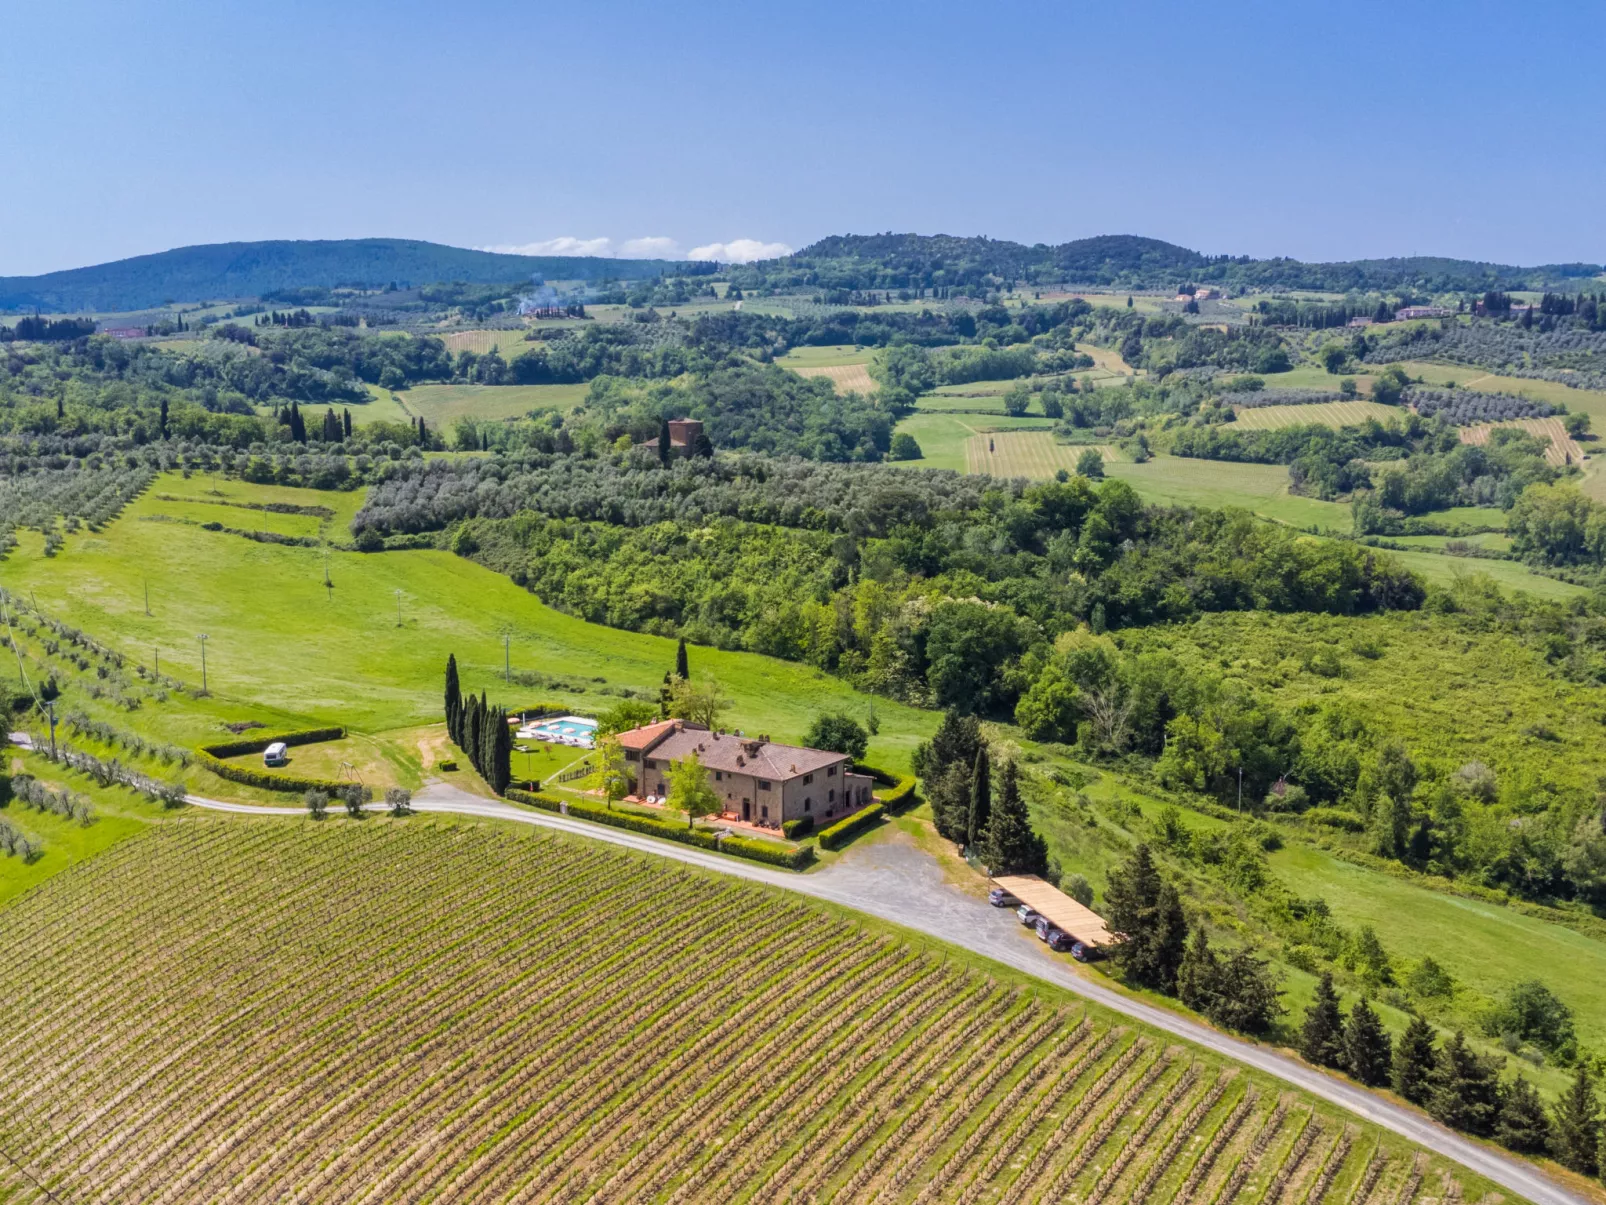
{"left": 10, "top": 736, "right": 1582, "bottom": 1205}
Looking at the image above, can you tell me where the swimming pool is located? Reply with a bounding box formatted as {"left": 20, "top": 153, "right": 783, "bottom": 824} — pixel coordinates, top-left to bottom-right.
{"left": 518, "top": 715, "right": 598, "bottom": 747}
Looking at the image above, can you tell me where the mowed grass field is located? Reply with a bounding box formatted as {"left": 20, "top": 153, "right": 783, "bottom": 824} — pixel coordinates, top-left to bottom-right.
{"left": 1104, "top": 455, "right": 1355, "bottom": 531}
{"left": 966, "top": 431, "right": 1113, "bottom": 479}
{"left": 889, "top": 413, "right": 1067, "bottom": 473}
{"left": 395, "top": 382, "right": 588, "bottom": 426}
{"left": 0, "top": 818, "right": 1490, "bottom": 1205}
{"left": 4, "top": 475, "right": 935, "bottom": 772}
{"left": 778, "top": 345, "right": 878, "bottom": 394}
{"left": 1231, "top": 400, "right": 1402, "bottom": 430}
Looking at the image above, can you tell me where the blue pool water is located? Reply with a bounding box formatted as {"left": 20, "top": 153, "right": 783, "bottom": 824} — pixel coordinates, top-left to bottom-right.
{"left": 524, "top": 716, "right": 598, "bottom": 743}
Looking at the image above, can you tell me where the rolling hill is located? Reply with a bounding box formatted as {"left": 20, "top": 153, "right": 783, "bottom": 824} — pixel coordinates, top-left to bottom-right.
{"left": 0, "top": 238, "right": 698, "bottom": 312}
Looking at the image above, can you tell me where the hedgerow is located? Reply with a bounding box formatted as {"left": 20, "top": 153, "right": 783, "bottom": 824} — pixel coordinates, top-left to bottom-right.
{"left": 818, "top": 803, "right": 885, "bottom": 851}
{"left": 504, "top": 789, "right": 812, "bottom": 868}
{"left": 195, "top": 727, "right": 348, "bottom": 794}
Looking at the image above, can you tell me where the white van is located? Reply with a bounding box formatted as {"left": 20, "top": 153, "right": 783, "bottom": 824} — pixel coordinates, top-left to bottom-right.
{"left": 263, "top": 741, "right": 289, "bottom": 767}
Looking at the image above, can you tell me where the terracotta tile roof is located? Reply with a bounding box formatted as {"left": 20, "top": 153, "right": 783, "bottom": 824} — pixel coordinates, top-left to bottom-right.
{"left": 616, "top": 719, "right": 679, "bottom": 750}
{"left": 622, "top": 721, "right": 847, "bottom": 782}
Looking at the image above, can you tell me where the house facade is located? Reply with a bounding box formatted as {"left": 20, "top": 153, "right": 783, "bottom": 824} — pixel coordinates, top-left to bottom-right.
{"left": 616, "top": 720, "right": 875, "bottom": 830}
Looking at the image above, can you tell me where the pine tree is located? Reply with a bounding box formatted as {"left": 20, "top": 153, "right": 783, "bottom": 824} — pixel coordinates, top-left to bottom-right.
{"left": 1342, "top": 997, "right": 1392, "bottom": 1086}
{"left": 967, "top": 747, "right": 991, "bottom": 850}
{"left": 1208, "top": 948, "right": 1281, "bottom": 1035}
{"left": 1300, "top": 972, "right": 1347, "bottom": 1070}
{"left": 1176, "top": 926, "right": 1220, "bottom": 1014}
{"left": 675, "top": 636, "right": 689, "bottom": 681}
{"left": 1393, "top": 1016, "right": 1438, "bottom": 1105}
{"left": 1430, "top": 1031, "right": 1503, "bottom": 1137}
{"left": 1103, "top": 844, "right": 1186, "bottom": 994}
{"left": 1550, "top": 1064, "right": 1601, "bottom": 1176}
{"left": 1496, "top": 1077, "right": 1552, "bottom": 1155}
{"left": 444, "top": 654, "right": 462, "bottom": 742}
{"left": 981, "top": 760, "right": 1046, "bottom": 877}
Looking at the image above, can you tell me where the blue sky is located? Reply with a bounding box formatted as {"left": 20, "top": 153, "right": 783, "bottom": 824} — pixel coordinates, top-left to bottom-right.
{"left": 4, "top": 1, "right": 1602, "bottom": 275}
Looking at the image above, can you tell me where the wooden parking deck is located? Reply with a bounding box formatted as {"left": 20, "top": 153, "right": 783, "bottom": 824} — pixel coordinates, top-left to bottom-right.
{"left": 992, "top": 874, "right": 1116, "bottom": 949}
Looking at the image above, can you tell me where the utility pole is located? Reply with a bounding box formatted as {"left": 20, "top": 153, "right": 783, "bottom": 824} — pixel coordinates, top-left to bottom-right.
{"left": 46, "top": 699, "right": 57, "bottom": 760}
{"left": 198, "top": 633, "right": 209, "bottom": 695}
{"left": 503, "top": 633, "right": 511, "bottom": 684}
{"left": 143, "top": 578, "right": 151, "bottom": 616}
{"left": 154, "top": 649, "right": 159, "bottom": 680}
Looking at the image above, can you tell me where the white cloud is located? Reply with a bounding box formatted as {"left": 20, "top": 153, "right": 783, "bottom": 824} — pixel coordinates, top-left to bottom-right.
{"left": 688, "top": 238, "right": 793, "bottom": 264}
{"left": 477, "top": 236, "right": 614, "bottom": 257}
{"left": 617, "top": 236, "right": 681, "bottom": 258}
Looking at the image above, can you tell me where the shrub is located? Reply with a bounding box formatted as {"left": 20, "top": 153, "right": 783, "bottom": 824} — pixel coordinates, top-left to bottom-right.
{"left": 888, "top": 432, "right": 922, "bottom": 461}
{"left": 1305, "top": 806, "right": 1364, "bottom": 832}
{"left": 720, "top": 835, "right": 814, "bottom": 870}
{"left": 818, "top": 803, "right": 885, "bottom": 851}
{"left": 195, "top": 727, "right": 349, "bottom": 795}
{"left": 857, "top": 763, "right": 918, "bottom": 810}
{"left": 504, "top": 788, "right": 814, "bottom": 869}
{"left": 198, "top": 727, "right": 344, "bottom": 758}
{"left": 782, "top": 815, "right": 814, "bottom": 839}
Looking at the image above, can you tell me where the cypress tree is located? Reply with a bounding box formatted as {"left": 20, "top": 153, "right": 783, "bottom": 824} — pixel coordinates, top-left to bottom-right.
{"left": 1300, "top": 973, "right": 1347, "bottom": 1070}
{"left": 967, "top": 747, "right": 991, "bottom": 850}
{"left": 1342, "top": 996, "right": 1392, "bottom": 1086}
{"left": 465, "top": 695, "right": 482, "bottom": 771}
{"left": 482, "top": 701, "right": 499, "bottom": 783}
{"left": 1176, "top": 926, "right": 1220, "bottom": 1014}
{"left": 476, "top": 693, "right": 491, "bottom": 776}
{"left": 981, "top": 760, "right": 1046, "bottom": 877}
{"left": 491, "top": 707, "right": 512, "bottom": 794}
{"left": 658, "top": 417, "right": 673, "bottom": 466}
{"left": 675, "top": 636, "right": 689, "bottom": 681}
{"left": 1550, "top": 1064, "right": 1601, "bottom": 1176}
{"left": 342, "top": 408, "right": 352, "bottom": 438}
{"left": 159, "top": 395, "right": 169, "bottom": 439}
{"left": 1393, "top": 1016, "right": 1438, "bottom": 1105}
{"left": 1430, "top": 1031, "right": 1503, "bottom": 1137}
{"left": 1496, "top": 1077, "right": 1552, "bottom": 1156}
{"left": 444, "top": 654, "right": 462, "bottom": 742}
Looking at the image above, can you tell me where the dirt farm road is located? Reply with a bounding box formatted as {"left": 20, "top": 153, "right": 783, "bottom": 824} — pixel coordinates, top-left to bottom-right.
{"left": 28, "top": 750, "right": 1583, "bottom": 1205}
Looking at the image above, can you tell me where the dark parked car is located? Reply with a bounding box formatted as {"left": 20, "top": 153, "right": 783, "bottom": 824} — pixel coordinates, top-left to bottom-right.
{"left": 1045, "top": 928, "right": 1077, "bottom": 953}
{"left": 1070, "top": 941, "right": 1089, "bottom": 962}
{"left": 988, "top": 887, "right": 1018, "bottom": 908}
{"left": 1016, "top": 904, "right": 1041, "bottom": 927}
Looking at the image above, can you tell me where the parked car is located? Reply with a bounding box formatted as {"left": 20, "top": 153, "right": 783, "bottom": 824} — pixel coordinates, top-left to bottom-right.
{"left": 1070, "top": 941, "right": 1089, "bottom": 962}
{"left": 1045, "top": 928, "right": 1077, "bottom": 953}
{"left": 988, "top": 887, "right": 1018, "bottom": 908}
{"left": 263, "top": 741, "right": 289, "bottom": 767}
{"left": 1035, "top": 917, "right": 1070, "bottom": 947}
{"left": 1015, "top": 904, "right": 1041, "bottom": 927}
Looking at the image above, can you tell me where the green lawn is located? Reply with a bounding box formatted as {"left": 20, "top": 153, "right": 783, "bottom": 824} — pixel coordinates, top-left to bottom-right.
{"left": 5, "top": 476, "right": 937, "bottom": 773}
{"left": 0, "top": 750, "right": 172, "bottom": 907}
{"left": 395, "top": 383, "right": 588, "bottom": 427}
{"left": 775, "top": 344, "right": 875, "bottom": 367}
{"left": 1272, "top": 842, "right": 1606, "bottom": 1056}
{"left": 1104, "top": 455, "right": 1355, "bottom": 530}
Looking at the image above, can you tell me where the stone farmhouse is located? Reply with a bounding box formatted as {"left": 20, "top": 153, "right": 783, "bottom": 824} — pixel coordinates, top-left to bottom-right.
{"left": 616, "top": 720, "right": 874, "bottom": 830}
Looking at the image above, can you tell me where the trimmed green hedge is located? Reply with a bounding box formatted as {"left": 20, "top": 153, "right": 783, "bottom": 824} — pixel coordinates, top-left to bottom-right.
{"left": 818, "top": 803, "right": 885, "bottom": 851}
{"left": 196, "top": 727, "right": 348, "bottom": 794}
{"left": 504, "top": 789, "right": 813, "bottom": 869}
{"left": 199, "top": 727, "right": 345, "bottom": 759}
{"left": 722, "top": 835, "right": 813, "bottom": 870}
{"left": 855, "top": 762, "right": 918, "bottom": 810}
{"left": 782, "top": 815, "right": 814, "bottom": 840}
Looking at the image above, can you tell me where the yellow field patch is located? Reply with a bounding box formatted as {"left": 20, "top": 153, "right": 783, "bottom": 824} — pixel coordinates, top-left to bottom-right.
{"left": 965, "top": 431, "right": 1113, "bottom": 479}
{"left": 1231, "top": 401, "right": 1401, "bottom": 430}
{"left": 790, "top": 363, "right": 877, "bottom": 394}
{"left": 1458, "top": 417, "right": 1585, "bottom": 467}
{"left": 439, "top": 329, "right": 535, "bottom": 360}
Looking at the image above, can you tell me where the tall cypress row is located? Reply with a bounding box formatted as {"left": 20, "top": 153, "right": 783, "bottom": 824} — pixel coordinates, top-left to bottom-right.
{"left": 444, "top": 654, "right": 461, "bottom": 743}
